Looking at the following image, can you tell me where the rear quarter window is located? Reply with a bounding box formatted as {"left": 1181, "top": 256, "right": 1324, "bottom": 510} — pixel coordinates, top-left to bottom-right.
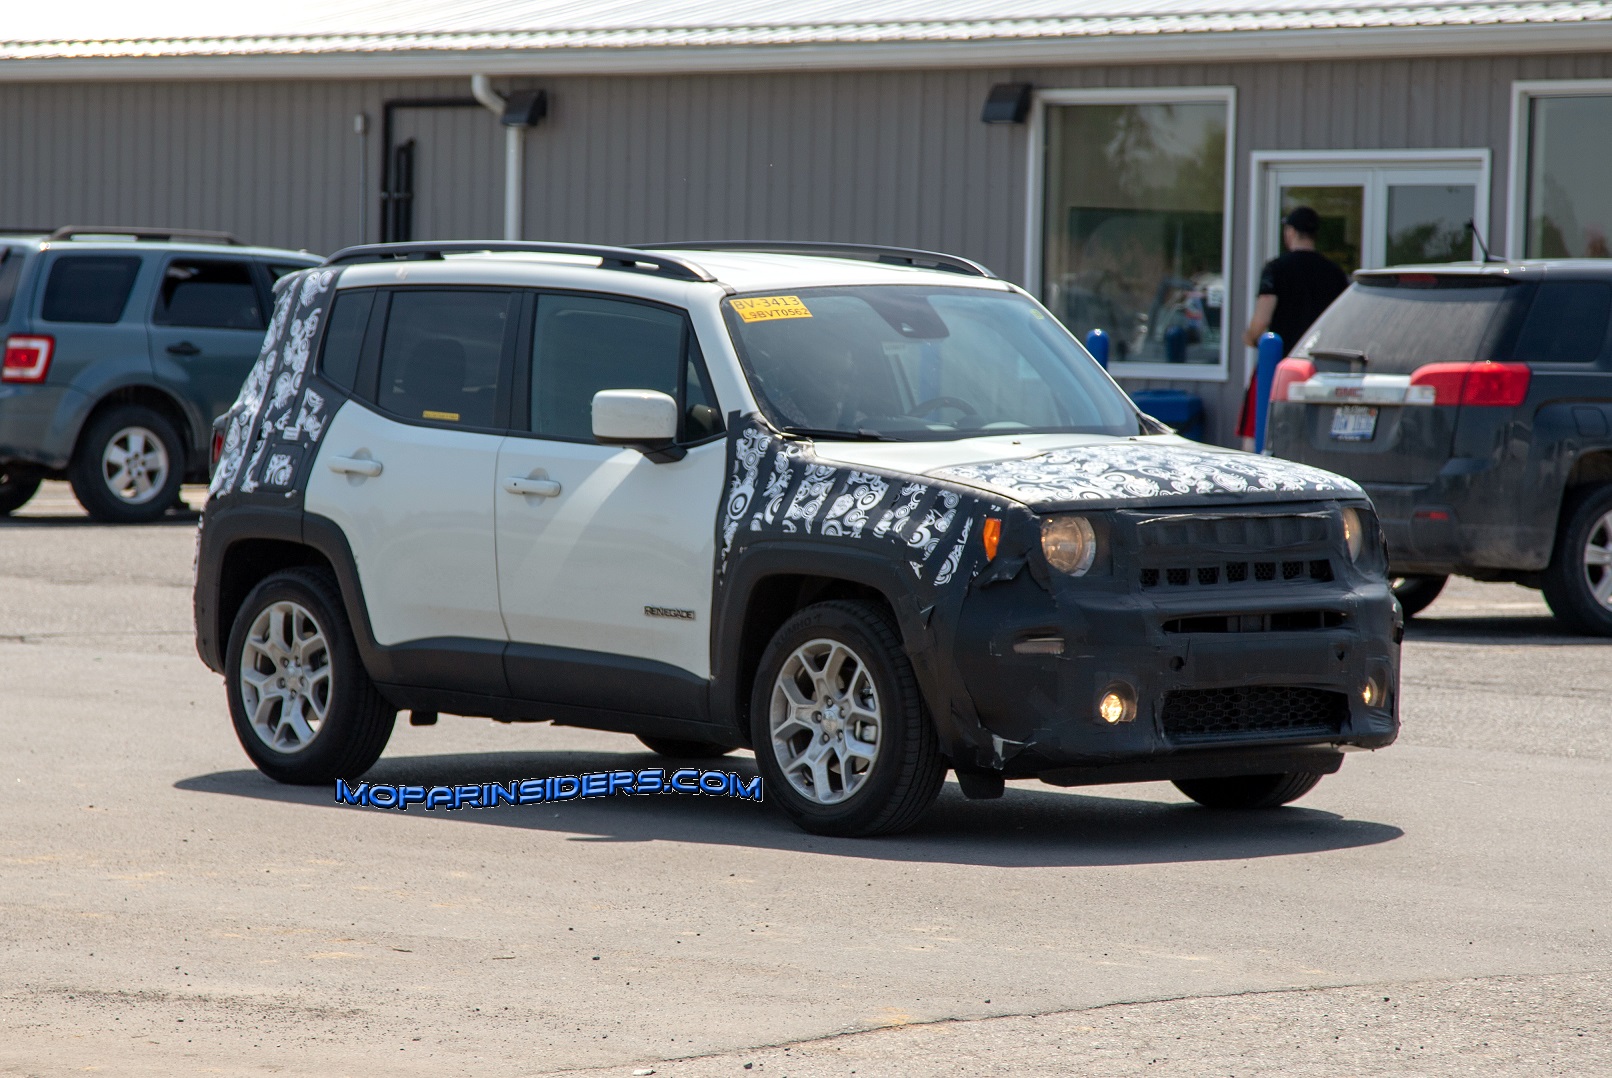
{"left": 41, "top": 254, "right": 143, "bottom": 324}
{"left": 1512, "top": 280, "right": 1612, "bottom": 364}
{"left": 1296, "top": 275, "right": 1522, "bottom": 375}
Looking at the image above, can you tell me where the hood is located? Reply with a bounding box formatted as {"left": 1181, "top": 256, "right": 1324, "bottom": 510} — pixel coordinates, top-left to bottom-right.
{"left": 812, "top": 434, "right": 1362, "bottom": 511}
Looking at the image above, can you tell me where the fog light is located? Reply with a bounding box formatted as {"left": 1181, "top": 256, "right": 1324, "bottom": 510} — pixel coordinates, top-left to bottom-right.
{"left": 1098, "top": 683, "right": 1136, "bottom": 724}
{"left": 1362, "top": 676, "right": 1385, "bottom": 708}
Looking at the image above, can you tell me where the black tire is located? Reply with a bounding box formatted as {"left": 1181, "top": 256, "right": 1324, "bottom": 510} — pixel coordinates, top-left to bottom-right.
{"left": 69, "top": 404, "right": 186, "bottom": 524}
{"left": 1542, "top": 484, "right": 1612, "bottom": 636}
{"left": 749, "top": 600, "right": 945, "bottom": 837}
{"left": 0, "top": 463, "right": 41, "bottom": 515}
{"left": 225, "top": 567, "right": 396, "bottom": 784}
{"left": 1173, "top": 772, "right": 1325, "bottom": 810}
{"left": 635, "top": 735, "right": 736, "bottom": 759}
{"left": 1391, "top": 574, "right": 1447, "bottom": 618}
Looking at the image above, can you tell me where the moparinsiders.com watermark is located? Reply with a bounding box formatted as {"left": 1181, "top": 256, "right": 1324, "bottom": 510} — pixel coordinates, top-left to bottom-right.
{"left": 334, "top": 768, "right": 763, "bottom": 812}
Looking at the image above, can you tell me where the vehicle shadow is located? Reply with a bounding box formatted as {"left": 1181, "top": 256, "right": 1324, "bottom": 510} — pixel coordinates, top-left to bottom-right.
{"left": 0, "top": 508, "right": 201, "bottom": 528}
{"left": 175, "top": 750, "right": 1402, "bottom": 869}
{"left": 1404, "top": 615, "right": 1608, "bottom": 645}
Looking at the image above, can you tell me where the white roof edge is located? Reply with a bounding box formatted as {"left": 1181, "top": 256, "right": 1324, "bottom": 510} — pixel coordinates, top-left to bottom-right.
{"left": 1, "top": 23, "right": 1610, "bottom": 82}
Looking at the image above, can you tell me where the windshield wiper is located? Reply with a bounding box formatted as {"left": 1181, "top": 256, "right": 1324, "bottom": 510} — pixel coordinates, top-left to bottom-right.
{"left": 778, "top": 426, "right": 896, "bottom": 442}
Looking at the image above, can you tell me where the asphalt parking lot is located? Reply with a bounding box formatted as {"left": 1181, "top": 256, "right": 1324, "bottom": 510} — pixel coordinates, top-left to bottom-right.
{"left": 2, "top": 482, "right": 1608, "bottom": 1076}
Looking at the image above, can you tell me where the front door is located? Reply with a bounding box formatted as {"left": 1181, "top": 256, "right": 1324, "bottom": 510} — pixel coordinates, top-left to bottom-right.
{"left": 494, "top": 293, "right": 727, "bottom": 720}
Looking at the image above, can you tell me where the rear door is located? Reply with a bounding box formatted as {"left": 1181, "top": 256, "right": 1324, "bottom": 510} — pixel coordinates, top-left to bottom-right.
{"left": 303, "top": 287, "right": 516, "bottom": 691}
{"left": 1274, "top": 272, "right": 1527, "bottom": 485}
{"left": 147, "top": 255, "right": 269, "bottom": 437}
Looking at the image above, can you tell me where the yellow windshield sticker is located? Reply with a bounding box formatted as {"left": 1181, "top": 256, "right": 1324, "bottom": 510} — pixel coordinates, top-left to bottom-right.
{"left": 422, "top": 409, "right": 461, "bottom": 422}
{"left": 731, "top": 296, "right": 812, "bottom": 322}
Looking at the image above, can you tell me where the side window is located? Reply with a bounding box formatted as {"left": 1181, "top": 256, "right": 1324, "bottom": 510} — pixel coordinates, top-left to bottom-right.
{"left": 0, "top": 248, "right": 24, "bottom": 322}
{"left": 264, "top": 262, "right": 311, "bottom": 283}
{"left": 317, "top": 290, "right": 375, "bottom": 392}
{"left": 1514, "top": 281, "right": 1612, "bottom": 364}
{"left": 41, "top": 255, "right": 142, "bottom": 324}
{"left": 154, "top": 259, "right": 265, "bottom": 330}
{"left": 376, "top": 289, "right": 512, "bottom": 428}
{"left": 529, "top": 295, "right": 719, "bottom": 442}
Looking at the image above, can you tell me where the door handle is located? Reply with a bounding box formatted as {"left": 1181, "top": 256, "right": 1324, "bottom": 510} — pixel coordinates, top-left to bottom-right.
{"left": 503, "top": 476, "right": 561, "bottom": 497}
{"left": 166, "top": 341, "right": 201, "bottom": 356}
{"left": 328, "top": 456, "right": 383, "bottom": 478}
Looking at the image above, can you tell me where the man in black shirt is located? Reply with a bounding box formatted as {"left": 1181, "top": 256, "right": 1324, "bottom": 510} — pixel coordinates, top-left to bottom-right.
{"left": 1237, "top": 206, "right": 1350, "bottom": 439}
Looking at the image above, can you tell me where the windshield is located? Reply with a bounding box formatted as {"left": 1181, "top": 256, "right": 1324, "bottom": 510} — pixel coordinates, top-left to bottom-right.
{"left": 722, "top": 285, "right": 1139, "bottom": 440}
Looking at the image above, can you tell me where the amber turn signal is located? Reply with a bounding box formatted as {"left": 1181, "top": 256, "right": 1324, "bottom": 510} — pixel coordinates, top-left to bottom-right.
{"left": 982, "top": 517, "right": 1002, "bottom": 561}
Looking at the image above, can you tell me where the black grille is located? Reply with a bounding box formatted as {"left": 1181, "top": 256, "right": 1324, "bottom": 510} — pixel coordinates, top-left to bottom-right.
{"left": 1160, "top": 686, "right": 1349, "bottom": 742}
{"left": 1141, "top": 559, "right": 1333, "bottom": 589}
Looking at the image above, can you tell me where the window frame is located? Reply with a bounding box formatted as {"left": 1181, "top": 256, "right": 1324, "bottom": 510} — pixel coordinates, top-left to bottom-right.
{"left": 150, "top": 254, "right": 267, "bottom": 332}
{"left": 508, "top": 288, "right": 726, "bottom": 449}
{"left": 1025, "top": 85, "right": 1237, "bottom": 382}
{"left": 353, "top": 285, "right": 522, "bottom": 436}
{"left": 1507, "top": 79, "right": 1612, "bottom": 261}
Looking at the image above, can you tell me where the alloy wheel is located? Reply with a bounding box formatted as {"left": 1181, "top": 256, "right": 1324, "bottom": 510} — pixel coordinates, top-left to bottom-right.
{"left": 100, "top": 425, "right": 171, "bottom": 505}
{"left": 1582, "top": 509, "right": 1612, "bottom": 609}
{"left": 239, "top": 600, "right": 333, "bottom": 753}
{"left": 768, "top": 638, "right": 883, "bottom": 805}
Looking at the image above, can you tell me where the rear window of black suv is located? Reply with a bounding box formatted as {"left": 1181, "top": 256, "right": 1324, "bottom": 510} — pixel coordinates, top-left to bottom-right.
{"left": 1296, "top": 273, "right": 1525, "bottom": 374}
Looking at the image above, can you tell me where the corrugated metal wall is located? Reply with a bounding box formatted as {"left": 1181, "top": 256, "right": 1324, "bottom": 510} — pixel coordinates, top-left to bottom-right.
{"left": 4, "top": 50, "right": 1612, "bottom": 440}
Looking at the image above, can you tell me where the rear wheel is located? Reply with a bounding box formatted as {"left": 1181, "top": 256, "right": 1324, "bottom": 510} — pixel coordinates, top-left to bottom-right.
{"left": 226, "top": 567, "right": 396, "bottom": 784}
{"left": 69, "top": 404, "right": 185, "bottom": 523}
{"left": 1173, "top": 772, "right": 1324, "bottom": 809}
{"left": 1542, "top": 484, "right": 1612, "bottom": 636}
{"left": 0, "top": 463, "right": 41, "bottom": 515}
{"left": 1391, "top": 574, "right": 1447, "bottom": 618}
{"left": 750, "top": 600, "right": 945, "bottom": 837}
{"left": 635, "top": 735, "right": 735, "bottom": 760}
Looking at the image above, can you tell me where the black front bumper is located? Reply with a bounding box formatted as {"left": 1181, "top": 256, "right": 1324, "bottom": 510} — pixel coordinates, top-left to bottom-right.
{"left": 948, "top": 504, "right": 1401, "bottom": 784}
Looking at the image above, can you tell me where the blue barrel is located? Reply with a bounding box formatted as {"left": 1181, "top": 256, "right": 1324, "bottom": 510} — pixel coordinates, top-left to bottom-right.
{"left": 1129, "top": 389, "right": 1205, "bottom": 442}
{"left": 1084, "top": 328, "right": 1110, "bottom": 369}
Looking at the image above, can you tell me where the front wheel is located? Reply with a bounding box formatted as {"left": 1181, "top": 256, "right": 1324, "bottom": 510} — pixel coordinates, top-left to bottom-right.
{"left": 1173, "top": 772, "right": 1324, "bottom": 809}
{"left": 226, "top": 568, "right": 396, "bottom": 784}
{"left": 1391, "top": 574, "right": 1447, "bottom": 618}
{"left": 69, "top": 404, "right": 185, "bottom": 523}
{"left": 1542, "top": 485, "right": 1612, "bottom": 636}
{"left": 0, "top": 463, "right": 41, "bottom": 515}
{"left": 750, "top": 600, "right": 945, "bottom": 837}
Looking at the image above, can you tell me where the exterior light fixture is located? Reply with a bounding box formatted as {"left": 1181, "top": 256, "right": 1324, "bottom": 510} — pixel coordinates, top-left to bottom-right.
{"left": 981, "top": 83, "right": 1033, "bottom": 125}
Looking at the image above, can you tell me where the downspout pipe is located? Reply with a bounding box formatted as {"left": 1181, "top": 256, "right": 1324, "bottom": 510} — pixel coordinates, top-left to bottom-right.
{"left": 472, "top": 75, "right": 524, "bottom": 241}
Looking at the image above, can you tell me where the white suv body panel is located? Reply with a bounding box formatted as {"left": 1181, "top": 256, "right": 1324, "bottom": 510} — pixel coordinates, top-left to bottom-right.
{"left": 305, "top": 400, "right": 506, "bottom": 646}
{"left": 495, "top": 436, "right": 724, "bottom": 678}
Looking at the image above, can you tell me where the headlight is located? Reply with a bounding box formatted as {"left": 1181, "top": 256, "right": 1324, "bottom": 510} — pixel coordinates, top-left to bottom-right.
{"left": 1341, "top": 507, "right": 1365, "bottom": 562}
{"left": 1042, "top": 515, "right": 1097, "bottom": 576}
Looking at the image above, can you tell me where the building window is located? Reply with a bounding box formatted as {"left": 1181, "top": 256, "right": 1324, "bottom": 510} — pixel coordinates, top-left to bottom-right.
{"left": 1525, "top": 93, "right": 1612, "bottom": 258}
{"left": 1040, "top": 92, "right": 1232, "bottom": 374}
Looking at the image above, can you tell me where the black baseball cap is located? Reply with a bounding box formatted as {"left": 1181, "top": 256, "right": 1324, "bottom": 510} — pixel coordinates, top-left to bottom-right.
{"left": 1284, "top": 206, "right": 1321, "bottom": 236}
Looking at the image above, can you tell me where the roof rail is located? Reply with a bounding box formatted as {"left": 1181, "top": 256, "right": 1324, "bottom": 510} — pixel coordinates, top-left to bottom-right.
{"left": 323, "top": 241, "right": 716, "bottom": 282}
{"left": 49, "top": 225, "right": 244, "bottom": 245}
{"left": 640, "top": 241, "right": 996, "bottom": 278}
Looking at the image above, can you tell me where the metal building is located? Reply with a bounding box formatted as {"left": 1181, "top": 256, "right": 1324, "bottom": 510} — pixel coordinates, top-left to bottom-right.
{"left": 5, "top": 1, "right": 1612, "bottom": 442}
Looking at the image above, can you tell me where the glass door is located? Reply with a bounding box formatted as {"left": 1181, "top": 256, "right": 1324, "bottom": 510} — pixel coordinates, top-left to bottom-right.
{"left": 1259, "top": 161, "right": 1484, "bottom": 271}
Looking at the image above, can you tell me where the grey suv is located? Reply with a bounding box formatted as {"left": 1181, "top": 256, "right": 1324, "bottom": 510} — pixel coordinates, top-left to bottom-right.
{"left": 0, "top": 227, "right": 319, "bottom": 522}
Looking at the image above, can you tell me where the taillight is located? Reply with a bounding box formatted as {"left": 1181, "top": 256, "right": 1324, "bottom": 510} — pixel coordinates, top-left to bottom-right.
{"left": 211, "top": 429, "right": 225, "bottom": 470}
{"left": 2, "top": 335, "right": 54, "bottom": 383}
{"left": 1409, "top": 361, "right": 1531, "bottom": 407}
{"left": 1270, "top": 357, "right": 1316, "bottom": 402}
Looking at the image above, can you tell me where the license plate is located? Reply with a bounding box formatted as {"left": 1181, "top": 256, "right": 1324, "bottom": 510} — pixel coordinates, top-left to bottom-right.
{"left": 1330, "top": 405, "right": 1378, "bottom": 441}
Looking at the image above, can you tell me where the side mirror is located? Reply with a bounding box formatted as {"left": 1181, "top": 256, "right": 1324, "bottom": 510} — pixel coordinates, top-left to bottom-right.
{"left": 592, "top": 389, "right": 680, "bottom": 455}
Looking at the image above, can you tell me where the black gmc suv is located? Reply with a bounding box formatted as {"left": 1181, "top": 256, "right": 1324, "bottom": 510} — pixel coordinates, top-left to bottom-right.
{"left": 1268, "top": 261, "right": 1612, "bottom": 633}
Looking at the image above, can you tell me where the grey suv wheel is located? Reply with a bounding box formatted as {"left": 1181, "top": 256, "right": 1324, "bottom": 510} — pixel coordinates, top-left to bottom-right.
{"left": 749, "top": 600, "right": 945, "bottom": 837}
{"left": 226, "top": 568, "right": 396, "bottom": 784}
{"left": 1542, "top": 484, "right": 1612, "bottom": 636}
{"left": 0, "top": 463, "right": 41, "bottom": 515}
{"left": 70, "top": 404, "right": 185, "bottom": 523}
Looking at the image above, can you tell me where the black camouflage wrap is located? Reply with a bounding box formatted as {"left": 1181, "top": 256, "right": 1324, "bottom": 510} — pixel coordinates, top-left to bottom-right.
{"left": 209, "top": 266, "right": 345, "bottom": 501}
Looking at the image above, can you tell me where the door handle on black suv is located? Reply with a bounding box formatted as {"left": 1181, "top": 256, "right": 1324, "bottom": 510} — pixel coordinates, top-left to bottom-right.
{"left": 165, "top": 341, "right": 201, "bottom": 356}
